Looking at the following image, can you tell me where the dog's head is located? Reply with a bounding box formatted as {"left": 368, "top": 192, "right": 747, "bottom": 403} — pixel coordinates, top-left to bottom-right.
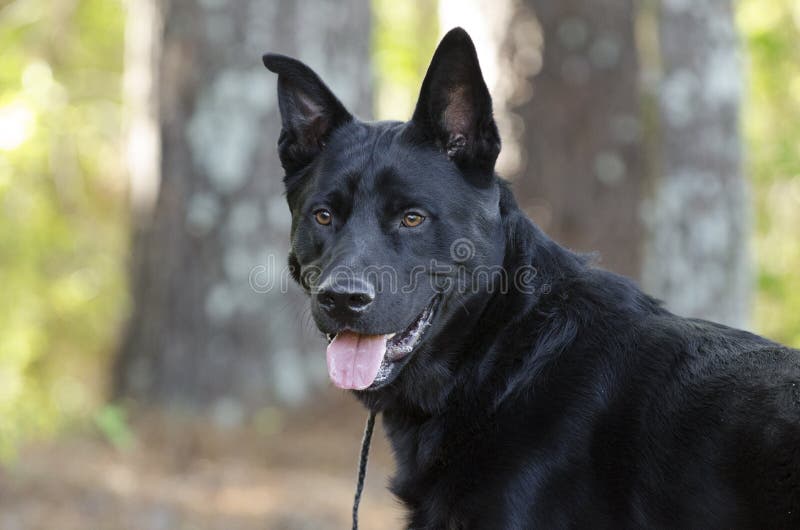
{"left": 264, "top": 28, "right": 506, "bottom": 403}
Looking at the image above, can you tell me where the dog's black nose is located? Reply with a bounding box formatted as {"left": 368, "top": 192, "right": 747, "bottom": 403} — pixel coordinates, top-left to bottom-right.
{"left": 317, "top": 277, "right": 375, "bottom": 316}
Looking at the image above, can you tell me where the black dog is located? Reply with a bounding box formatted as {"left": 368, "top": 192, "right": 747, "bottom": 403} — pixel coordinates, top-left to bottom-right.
{"left": 264, "top": 28, "right": 800, "bottom": 529}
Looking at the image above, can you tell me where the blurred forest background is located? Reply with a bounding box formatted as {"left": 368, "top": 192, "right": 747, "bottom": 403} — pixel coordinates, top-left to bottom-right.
{"left": 0, "top": 0, "right": 798, "bottom": 528}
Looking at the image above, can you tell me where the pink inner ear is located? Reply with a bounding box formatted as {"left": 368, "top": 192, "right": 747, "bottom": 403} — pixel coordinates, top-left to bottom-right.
{"left": 307, "top": 115, "right": 331, "bottom": 147}
{"left": 296, "top": 90, "right": 324, "bottom": 120}
{"left": 295, "top": 91, "right": 329, "bottom": 147}
{"left": 442, "top": 86, "right": 473, "bottom": 138}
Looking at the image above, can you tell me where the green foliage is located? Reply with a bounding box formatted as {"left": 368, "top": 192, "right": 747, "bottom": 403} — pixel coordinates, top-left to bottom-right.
{"left": 0, "top": 0, "right": 127, "bottom": 458}
{"left": 737, "top": 1, "right": 800, "bottom": 347}
{"left": 372, "top": 0, "right": 439, "bottom": 120}
{"left": 93, "top": 403, "right": 135, "bottom": 450}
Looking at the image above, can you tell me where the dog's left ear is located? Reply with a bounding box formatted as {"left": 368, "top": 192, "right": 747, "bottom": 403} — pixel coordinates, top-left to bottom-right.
{"left": 411, "top": 27, "right": 500, "bottom": 172}
{"left": 263, "top": 54, "right": 352, "bottom": 174}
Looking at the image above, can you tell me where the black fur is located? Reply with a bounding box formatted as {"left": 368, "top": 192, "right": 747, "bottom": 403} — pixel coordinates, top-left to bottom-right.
{"left": 265, "top": 27, "right": 800, "bottom": 529}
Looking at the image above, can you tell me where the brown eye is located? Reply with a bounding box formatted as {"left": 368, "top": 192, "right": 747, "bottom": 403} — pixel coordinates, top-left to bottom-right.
{"left": 314, "top": 209, "right": 332, "bottom": 226}
{"left": 402, "top": 212, "right": 425, "bottom": 228}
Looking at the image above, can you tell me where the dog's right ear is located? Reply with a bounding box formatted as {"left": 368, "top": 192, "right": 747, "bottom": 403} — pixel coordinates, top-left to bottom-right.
{"left": 263, "top": 54, "right": 352, "bottom": 173}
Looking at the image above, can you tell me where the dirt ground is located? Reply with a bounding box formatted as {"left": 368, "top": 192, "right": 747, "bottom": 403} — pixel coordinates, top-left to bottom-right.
{"left": 0, "top": 393, "right": 405, "bottom": 529}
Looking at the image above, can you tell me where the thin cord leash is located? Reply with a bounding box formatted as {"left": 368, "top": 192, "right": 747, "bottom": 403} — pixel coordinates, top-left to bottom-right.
{"left": 352, "top": 410, "right": 377, "bottom": 530}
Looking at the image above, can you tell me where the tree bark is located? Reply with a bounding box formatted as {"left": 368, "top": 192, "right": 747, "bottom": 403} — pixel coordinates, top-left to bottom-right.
{"left": 641, "top": 0, "right": 749, "bottom": 327}
{"left": 114, "top": 0, "right": 372, "bottom": 417}
{"left": 487, "top": 0, "right": 748, "bottom": 325}
{"left": 505, "top": 0, "right": 645, "bottom": 279}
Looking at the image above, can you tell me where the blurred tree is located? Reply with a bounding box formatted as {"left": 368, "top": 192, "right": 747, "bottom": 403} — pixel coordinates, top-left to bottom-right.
{"left": 641, "top": 0, "right": 749, "bottom": 328}
{"left": 493, "top": 0, "right": 747, "bottom": 326}
{"left": 113, "top": 0, "right": 372, "bottom": 417}
{"left": 499, "top": 0, "right": 645, "bottom": 279}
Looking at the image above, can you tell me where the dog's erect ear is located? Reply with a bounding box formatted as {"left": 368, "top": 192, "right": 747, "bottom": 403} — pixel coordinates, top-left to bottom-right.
{"left": 411, "top": 27, "right": 500, "bottom": 172}
{"left": 263, "top": 54, "right": 352, "bottom": 173}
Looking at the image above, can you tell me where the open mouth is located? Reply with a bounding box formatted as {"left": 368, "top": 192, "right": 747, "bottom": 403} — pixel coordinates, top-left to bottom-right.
{"left": 325, "top": 296, "right": 439, "bottom": 391}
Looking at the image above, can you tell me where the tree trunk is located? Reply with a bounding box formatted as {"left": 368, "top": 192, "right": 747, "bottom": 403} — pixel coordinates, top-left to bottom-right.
{"left": 114, "top": 0, "right": 372, "bottom": 418}
{"left": 473, "top": 0, "right": 748, "bottom": 325}
{"left": 641, "top": 0, "right": 749, "bottom": 327}
{"left": 504, "top": 0, "right": 645, "bottom": 279}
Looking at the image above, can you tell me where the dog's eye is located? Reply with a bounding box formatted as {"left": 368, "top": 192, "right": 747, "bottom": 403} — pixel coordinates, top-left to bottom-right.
{"left": 314, "top": 209, "right": 332, "bottom": 226}
{"left": 402, "top": 212, "right": 426, "bottom": 228}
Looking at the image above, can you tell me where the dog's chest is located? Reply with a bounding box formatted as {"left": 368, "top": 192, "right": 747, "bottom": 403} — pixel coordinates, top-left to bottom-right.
{"left": 385, "top": 412, "right": 509, "bottom": 524}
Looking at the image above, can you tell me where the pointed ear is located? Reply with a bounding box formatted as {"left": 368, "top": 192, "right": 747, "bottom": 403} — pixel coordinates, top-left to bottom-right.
{"left": 263, "top": 54, "right": 352, "bottom": 173}
{"left": 412, "top": 28, "right": 500, "bottom": 172}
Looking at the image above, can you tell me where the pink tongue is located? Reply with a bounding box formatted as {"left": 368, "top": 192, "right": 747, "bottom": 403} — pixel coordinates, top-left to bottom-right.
{"left": 326, "top": 331, "right": 388, "bottom": 390}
